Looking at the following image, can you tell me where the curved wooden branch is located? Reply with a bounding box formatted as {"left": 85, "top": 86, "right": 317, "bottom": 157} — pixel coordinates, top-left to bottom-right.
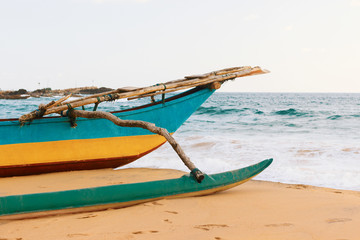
{"left": 71, "top": 110, "right": 205, "bottom": 183}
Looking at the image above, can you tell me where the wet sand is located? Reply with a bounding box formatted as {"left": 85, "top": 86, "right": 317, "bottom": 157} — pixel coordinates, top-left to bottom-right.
{"left": 1, "top": 168, "right": 359, "bottom": 240}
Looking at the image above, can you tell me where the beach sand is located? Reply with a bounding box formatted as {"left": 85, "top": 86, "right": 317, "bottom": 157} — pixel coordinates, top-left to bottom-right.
{"left": 1, "top": 168, "right": 359, "bottom": 240}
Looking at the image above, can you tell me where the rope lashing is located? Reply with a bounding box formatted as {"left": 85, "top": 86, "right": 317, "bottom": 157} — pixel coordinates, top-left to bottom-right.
{"left": 35, "top": 106, "right": 46, "bottom": 118}
{"left": 106, "top": 94, "right": 116, "bottom": 102}
{"left": 60, "top": 110, "right": 67, "bottom": 117}
{"left": 66, "top": 104, "right": 77, "bottom": 128}
{"left": 19, "top": 104, "right": 47, "bottom": 126}
{"left": 190, "top": 168, "right": 205, "bottom": 183}
{"left": 151, "top": 83, "right": 167, "bottom": 104}
{"left": 153, "top": 83, "right": 167, "bottom": 91}
{"left": 93, "top": 97, "right": 101, "bottom": 111}
{"left": 161, "top": 83, "right": 167, "bottom": 104}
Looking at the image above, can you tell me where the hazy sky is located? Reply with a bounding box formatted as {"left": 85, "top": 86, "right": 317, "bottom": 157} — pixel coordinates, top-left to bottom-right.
{"left": 1, "top": 0, "right": 359, "bottom": 92}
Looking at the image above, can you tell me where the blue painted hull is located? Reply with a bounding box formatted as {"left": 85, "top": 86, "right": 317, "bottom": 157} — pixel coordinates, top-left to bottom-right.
{"left": 1, "top": 88, "right": 214, "bottom": 144}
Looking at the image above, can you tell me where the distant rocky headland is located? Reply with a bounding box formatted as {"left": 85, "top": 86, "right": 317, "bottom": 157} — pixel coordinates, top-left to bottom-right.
{"left": 0, "top": 87, "right": 114, "bottom": 99}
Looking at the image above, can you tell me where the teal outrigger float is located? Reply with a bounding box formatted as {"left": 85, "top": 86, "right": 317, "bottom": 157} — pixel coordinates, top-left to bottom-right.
{"left": 0, "top": 159, "right": 272, "bottom": 219}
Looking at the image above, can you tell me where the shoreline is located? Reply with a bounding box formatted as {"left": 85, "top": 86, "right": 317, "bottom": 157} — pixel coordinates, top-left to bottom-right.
{"left": 1, "top": 168, "right": 359, "bottom": 239}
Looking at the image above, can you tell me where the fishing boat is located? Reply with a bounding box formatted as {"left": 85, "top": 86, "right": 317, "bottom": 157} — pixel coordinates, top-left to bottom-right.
{"left": 0, "top": 66, "right": 269, "bottom": 177}
{"left": 0, "top": 158, "right": 273, "bottom": 219}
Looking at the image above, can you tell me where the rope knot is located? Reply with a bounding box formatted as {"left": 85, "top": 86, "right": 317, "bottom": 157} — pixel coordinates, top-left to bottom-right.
{"left": 35, "top": 104, "right": 47, "bottom": 118}
{"left": 66, "top": 104, "right": 77, "bottom": 128}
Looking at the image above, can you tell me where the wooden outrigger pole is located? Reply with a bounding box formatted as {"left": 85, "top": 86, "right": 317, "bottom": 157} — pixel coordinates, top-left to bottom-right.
{"left": 69, "top": 110, "right": 205, "bottom": 182}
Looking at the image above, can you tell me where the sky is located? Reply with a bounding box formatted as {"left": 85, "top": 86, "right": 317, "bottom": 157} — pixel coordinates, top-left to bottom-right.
{"left": 0, "top": 0, "right": 359, "bottom": 92}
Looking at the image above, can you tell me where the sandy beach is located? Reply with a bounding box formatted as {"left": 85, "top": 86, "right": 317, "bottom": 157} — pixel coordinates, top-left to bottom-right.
{"left": 1, "top": 0, "right": 360, "bottom": 239}
{"left": 0, "top": 168, "right": 359, "bottom": 240}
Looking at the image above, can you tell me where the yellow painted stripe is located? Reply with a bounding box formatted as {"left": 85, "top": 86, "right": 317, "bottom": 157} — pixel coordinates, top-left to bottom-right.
{"left": 0, "top": 135, "right": 167, "bottom": 166}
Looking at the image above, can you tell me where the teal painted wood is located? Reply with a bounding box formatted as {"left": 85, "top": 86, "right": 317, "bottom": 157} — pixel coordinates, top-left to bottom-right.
{"left": 0, "top": 159, "right": 272, "bottom": 217}
{"left": 0, "top": 88, "right": 215, "bottom": 145}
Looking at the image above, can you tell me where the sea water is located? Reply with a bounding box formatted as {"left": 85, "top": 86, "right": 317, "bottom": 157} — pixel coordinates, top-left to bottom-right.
{"left": 1, "top": 92, "right": 359, "bottom": 191}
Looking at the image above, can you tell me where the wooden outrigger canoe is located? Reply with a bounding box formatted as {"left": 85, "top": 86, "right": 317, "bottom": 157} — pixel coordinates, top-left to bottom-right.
{"left": 0, "top": 66, "right": 269, "bottom": 177}
{"left": 0, "top": 88, "right": 215, "bottom": 177}
{"left": 0, "top": 158, "right": 272, "bottom": 219}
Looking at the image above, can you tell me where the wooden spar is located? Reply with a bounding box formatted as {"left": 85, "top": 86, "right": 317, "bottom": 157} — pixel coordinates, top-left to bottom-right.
{"left": 66, "top": 66, "right": 253, "bottom": 104}
{"left": 64, "top": 87, "right": 139, "bottom": 105}
{"left": 128, "top": 67, "right": 265, "bottom": 100}
{"left": 47, "top": 94, "right": 72, "bottom": 108}
{"left": 70, "top": 110, "right": 205, "bottom": 182}
{"left": 182, "top": 66, "right": 247, "bottom": 81}
{"left": 209, "top": 82, "right": 222, "bottom": 90}
{"left": 46, "top": 68, "right": 248, "bottom": 112}
{"left": 19, "top": 66, "right": 269, "bottom": 123}
{"left": 127, "top": 85, "right": 202, "bottom": 101}
{"left": 127, "top": 80, "right": 225, "bottom": 101}
{"left": 48, "top": 68, "right": 253, "bottom": 111}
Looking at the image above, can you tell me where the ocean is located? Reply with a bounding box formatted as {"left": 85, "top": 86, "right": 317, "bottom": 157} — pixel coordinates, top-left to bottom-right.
{"left": 1, "top": 92, "right": 360, "bottom": 191}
